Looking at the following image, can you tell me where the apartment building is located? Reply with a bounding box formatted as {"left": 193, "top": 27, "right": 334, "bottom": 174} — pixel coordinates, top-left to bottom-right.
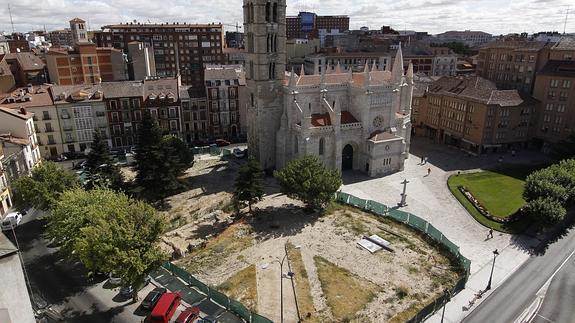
{"left": 46, "top": 43, "right": 127, "bottom": 85}
{"left": 0, "top": 85, "right": 63, "bottom": 158}
{"left": 286, "top": 12, "right": 349, "bottom": 40}
{"left": 476, "top": 41, "right": 551, "bottom": 93}
{"left": 101, "top": 81, "right": 145, "bottom": 148}
{"left": 204, "top": 65, "right": 247, "bottom": 139}
{"left": 1, "top": 52, "right": 47, "bottom": 88}
{"left": 0, "top": 106, "right": 41, "bottom": 173}
{"left": 0, "top": 146, "right": 12, "bottom": 216}
{"left": 430, "top": 47, "right": 457, "bottom": 76}
{"left": 180, "top": 86, "right": 209, "bottom": 144}
{"left": 143, "top": 77, "right": 182, "bottom": 137}
{"left": 435, "top": 30, "right": 493, "bottom": 47}
{"left": 94, "top": 23, "right": 225, "bottom": 87}
{"left": 532, "top": 60, "right": 575, "bottom": 145}
{"left": 417, "top": 76, "right": 538, "bottom": 154}
{"left": 50, "top": 84, "right": 109, "bottom": 153}
{"left": 49, "top": 29, "right": 73, "bottom": 48}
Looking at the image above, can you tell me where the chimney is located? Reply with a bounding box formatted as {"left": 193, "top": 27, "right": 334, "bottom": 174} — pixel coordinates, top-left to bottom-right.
{"left": 20, "top": 107, "right": 27, "bottom": 115}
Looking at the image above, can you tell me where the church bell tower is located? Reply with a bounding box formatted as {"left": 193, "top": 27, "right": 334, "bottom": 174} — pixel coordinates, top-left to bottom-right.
{"left": 243, "top": 0, "right": 286, "bottom": 170}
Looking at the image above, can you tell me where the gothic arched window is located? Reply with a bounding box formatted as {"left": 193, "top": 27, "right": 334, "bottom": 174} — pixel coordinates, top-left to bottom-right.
{"left": 273, "top": 3, "right": 278, "bottom": 22}
{"left": 319, "top": 138, "right": 325, "bottom": 155}
{"left": 265, "top": 2, "right": 271, "bottom": 23}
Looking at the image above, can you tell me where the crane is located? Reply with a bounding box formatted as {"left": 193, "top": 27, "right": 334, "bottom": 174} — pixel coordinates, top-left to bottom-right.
{"left": 222, "top": 22, "right": 243, "bottom": 33}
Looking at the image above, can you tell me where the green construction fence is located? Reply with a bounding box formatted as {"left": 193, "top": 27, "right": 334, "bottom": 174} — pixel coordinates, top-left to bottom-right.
{"left": 334, "top": 191, "right": 472, "bottom": 322}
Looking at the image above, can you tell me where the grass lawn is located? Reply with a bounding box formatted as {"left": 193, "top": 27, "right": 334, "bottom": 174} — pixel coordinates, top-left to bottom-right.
{"left": 314, "top": 256, "right": 379, "bottom": 321}
{"left": 447, "top": 164, "right": 547, "bottom": 233}
{"left": 449, "top": 171, "right": 525, "bottom": 218}
{"left": 286, "top": 243, "right": 322, "bottom": 323}
{"left": 217, "top": 264, "right": 258, "bottom": 311}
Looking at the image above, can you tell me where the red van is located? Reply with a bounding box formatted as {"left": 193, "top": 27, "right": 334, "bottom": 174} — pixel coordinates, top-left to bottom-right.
{"left": 150, "top": 292, "right": 181, "bottom": 323}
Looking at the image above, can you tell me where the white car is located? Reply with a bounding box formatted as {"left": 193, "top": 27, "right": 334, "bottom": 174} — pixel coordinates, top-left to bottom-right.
{"left": 1, "top": 212, "right": 23, "bottom": 231}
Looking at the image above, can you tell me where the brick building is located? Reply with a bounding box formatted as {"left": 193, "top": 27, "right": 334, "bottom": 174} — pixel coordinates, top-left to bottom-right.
{"left": 142, "top": 78, "right": 182, "bottom": 138}
{"left": 286, "top": 12, "right": 349, "bottom": 40}
{"left": 46, "top": 43, "right": 126, "bottom": 85}
{"left": 476, "top": 41, "right": 551, "bottom": 93}
{"left": 532, "top": 60, "right": 575, "bottom": 146}
{"left": 94, "top": 23, "right": 225, "bottom": 87}
{"left": 416, "top": 76, "right": 538, "bottom": 154}
{"left": 204, "top": 65, "right": 247, "bottom": 139}
{"left": 180, "top": 86, "right": 209, "bottom": 144}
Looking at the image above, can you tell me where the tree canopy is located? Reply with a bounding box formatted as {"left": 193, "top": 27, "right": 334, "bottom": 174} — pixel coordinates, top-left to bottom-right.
{"left": 84, "top": 129, "right": 123, "bottom": 190}
{"left": 234, "top": 157, "right": 264, "bottom": 213}
{"left": 48, "top": 188, "right": 167, "bottom": 299}
{"left": 11, "top": 161, "right": 80, "bottom": 211}
{"left": 134, "top": 113, "right": 193, "bottom": 198}
{"left": 523, "top": 159, "right": 575, "bottom": 225}
{"left": 274, "top": 155, "right": 342, "bottom": 210}
{"left": 551, "top": 132, "right": 575, "bottom": 161}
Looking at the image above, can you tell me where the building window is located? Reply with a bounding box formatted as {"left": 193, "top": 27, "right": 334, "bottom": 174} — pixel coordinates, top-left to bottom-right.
{"left": 265, "top": 2, "right": 271, "bottom": 22}
{"left": 319, "top": 138, "right": 325, "bottom": 155}
{"left": 562, "top": 80, "right": 572, "bottom": 89}
{"left": 550, "top": 79, "right": 559, "bottom": 88}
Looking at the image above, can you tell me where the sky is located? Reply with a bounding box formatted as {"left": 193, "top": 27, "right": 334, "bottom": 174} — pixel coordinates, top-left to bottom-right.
{"left": 0, "top": 0, "right": 573, "bottom": 35}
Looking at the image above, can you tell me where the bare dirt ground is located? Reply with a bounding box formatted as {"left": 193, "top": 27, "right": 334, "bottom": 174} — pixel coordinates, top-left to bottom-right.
{"left": 131, "top": 155, "right": 461, "bottom": 322}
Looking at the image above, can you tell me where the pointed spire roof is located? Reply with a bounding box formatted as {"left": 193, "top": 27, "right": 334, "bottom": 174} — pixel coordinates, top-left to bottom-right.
{"left": 347, "top": 66, "right": 353, "bottom": 82}
{"left": 288, "top": 67, "right": 296, "bottom": 87}
{"left": 371, "top": 59, "right": 377, "bottom": 72}
{"left": 392, "top": 42, "right": 404, "bottom": 80}
{"left": 299, "top": 64, "right": 305, "bottom": 77}
{"left": 407, "top": 61, "right": 414, "bottom": 81}
{"left": 320, "top": 66, "right": 326, "bottom": 85}
{"left": 335, "top": 61, "right": 342, "bottom": 73}
{"left": 363, "top": 61, "right": 370, "bottom": 74}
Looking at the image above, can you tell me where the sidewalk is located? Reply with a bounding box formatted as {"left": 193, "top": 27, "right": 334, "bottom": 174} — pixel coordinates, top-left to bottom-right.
{"left": 341, "top": 138, "right": 547, "bottom": 322}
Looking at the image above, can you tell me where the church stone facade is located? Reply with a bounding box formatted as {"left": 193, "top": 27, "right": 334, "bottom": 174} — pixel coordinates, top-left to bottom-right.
{"left": 244, "top": 0, "right": 413, "bottom": 177}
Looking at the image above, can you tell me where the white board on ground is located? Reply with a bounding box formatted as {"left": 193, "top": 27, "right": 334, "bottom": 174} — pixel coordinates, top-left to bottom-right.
{"left": 357, "top": 238, "right": 382, "bottom": 253}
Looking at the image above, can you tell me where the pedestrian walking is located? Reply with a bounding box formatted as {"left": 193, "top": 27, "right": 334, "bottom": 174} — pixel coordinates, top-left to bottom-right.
{"left": 420, "top": 156, "right": 424, "bottom": 164}
{"left": 488, "top": 229, "right": 493, "bottom": 239}
{"left": 424, "top": 156, "right": 428, "bottom": 164}
{"left": 427, "top": 167, "right": 431, "bottom": 176}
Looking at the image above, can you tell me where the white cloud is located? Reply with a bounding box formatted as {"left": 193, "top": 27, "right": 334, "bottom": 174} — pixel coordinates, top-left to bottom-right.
{"left": 0, "top": 0, "right": 573, "bottom": 35}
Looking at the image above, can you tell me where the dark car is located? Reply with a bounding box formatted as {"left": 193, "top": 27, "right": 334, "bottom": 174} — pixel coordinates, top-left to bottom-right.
{"left": 215, "top": 139, "right": 230, "bottom": 147}
{"left": 175, "top": 306, "right": 200, "bottom": 323}
{"left": 141, "top": 287, "right": 167, "bottom": 309}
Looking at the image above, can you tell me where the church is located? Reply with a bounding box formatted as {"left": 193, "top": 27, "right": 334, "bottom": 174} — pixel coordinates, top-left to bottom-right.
{"left": 243, "top": 0, "right": 414, "bottom": 177}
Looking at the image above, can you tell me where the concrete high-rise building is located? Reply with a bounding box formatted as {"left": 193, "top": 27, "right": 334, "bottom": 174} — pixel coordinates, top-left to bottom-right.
{"left": 69, "top": 18, "right": 89, "bottom": 44}
{"left": 127, "top": 42, "right": 156, "bottom": 80}
{"left": 286, "top": 12, "right": 349, "bottom": 40}
{"left": 94, "top": 23, "right": 225, "bottom": 87}
{"left": 48, "top": 29, "right": 73, "bottom": 48}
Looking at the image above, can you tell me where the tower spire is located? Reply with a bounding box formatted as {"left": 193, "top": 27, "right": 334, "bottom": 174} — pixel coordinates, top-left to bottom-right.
{"left": 392, "top": 42, "right": 404, "bottom": 81}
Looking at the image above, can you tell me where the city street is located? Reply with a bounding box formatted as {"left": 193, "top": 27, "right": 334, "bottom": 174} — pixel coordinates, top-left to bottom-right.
{"left": 11, "top": 210, "right": 146, "bottom": 323}
{"left": 463, "top": 226, "right": 575, "bottom": 323}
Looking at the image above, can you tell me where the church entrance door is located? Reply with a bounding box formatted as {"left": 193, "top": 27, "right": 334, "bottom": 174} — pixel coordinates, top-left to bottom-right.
{"left": 342, "top": 144, "right": 353, "bottom": 171}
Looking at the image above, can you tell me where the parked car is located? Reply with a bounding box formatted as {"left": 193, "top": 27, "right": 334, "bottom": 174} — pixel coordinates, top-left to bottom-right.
{"left": 141, "top": 287, "right": 167, "bottom": 310}
{"left": 1, "top": 212, "right": 23, "bottom": 231}
{"left": 199, "top": 315, "right": 219, "bottom": 323}
{"left": 150, "top": 292, "right": 181, "bottom": 323}
{"left": 215, "top": 139, "right": 230, "bottom": 147}
{"left": 72, "top": 160, "right": 87, "bottom": 170}
{"left": 175, "top": 306, "right": 200, "bottom": 323}
{"left": 62, "top": 151, "right": 85, "bottom": 160}
{"left": 232, "top": 148, "right": 246, "bottom": 159}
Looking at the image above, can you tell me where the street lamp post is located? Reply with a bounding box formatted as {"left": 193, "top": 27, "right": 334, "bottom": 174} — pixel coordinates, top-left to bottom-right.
{"left": 486, "top": 249, "right": 499, "bottom": 291}
{"left": 399, "top": 179, "right": 409, "bottom": 207}
{"left": 272, "top": 251, "right": 294, "bottom": 323}
{"left": 440, "top": 288, "right": 450, "bottom": 323}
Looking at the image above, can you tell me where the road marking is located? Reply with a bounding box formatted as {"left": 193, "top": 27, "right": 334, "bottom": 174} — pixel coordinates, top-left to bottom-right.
{"left": 536, "top": 248, "right": 575, "bottom": 296}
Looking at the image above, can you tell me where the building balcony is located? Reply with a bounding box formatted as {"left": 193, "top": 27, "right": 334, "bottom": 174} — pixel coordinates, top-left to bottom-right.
{"left": 64, "top": 138, "right": 75, "bottom": 143}
{"left": 63, "top": 126, "right": 73, "bottom": 131}
{"left": 45, "top": 127, "right": 54, "bottom": 133}
{"left": 61, "top": 114, "right": 70, "bottom": 119}
{"left": 43, "top": 116, "right": 52, "bottom": 121}
{"left": 48, "top": 140, "right": 56, "bottom": 145}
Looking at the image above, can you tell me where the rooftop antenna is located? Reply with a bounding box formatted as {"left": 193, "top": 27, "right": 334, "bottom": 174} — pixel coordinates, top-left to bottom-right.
{"left": 564, "top": 6, "right": 570, "bottom": 35}
{"left": 8, "top": 4, "right": 15, "bottom": 33}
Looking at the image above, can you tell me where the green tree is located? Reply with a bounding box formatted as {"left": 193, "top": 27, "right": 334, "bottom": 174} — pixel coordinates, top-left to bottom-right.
{"left": 134, "top": 113, "right": 193, "bottom": 198}
{"left": 523, "top": 197, "right": 566, "bottom": 225}
{"left": 48, "top": 188, "right": 167, "bottom": 301}
{"left": 134, "top": 113, "right": 166, "bottom": 196}
{"left": 85, "top": 130, "right": 123, "bottom": 190}
{"left": 234, "top": 157, "right": 264, "bottom": 213}
{"left": 11, "top": 161, "right": 80, "bottom": 211}
{"left": 274, "top": 155, "right": 342, "bottom": 210}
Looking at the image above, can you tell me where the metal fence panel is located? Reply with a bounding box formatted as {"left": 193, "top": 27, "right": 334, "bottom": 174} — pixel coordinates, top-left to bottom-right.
{"left": 209, "top": 288, "right": 230, "bottom": 309}
{"left": 348, "top": 195, "right": 365, "bottom": 208}
{"left": 251, "top": 313, "right": 274, "bottom": 323}
{"left": 425, "top": 224, "right": 442, "bottom": 242}
{"left": 389, "top": 209, "right": 409, "bottom": 222}
{"left": 407, "top": 213, "right": 428, "bottom": 232}
{"left": 367, "top": 200, "right": 387, "bottom": 215}
{"left": 441, "top": 237, "right": 460, "bottom": 255}
{"left": 335, "top": 192, "right": 350, "bottom": 203}
{"left": 229, "top": 299, "right": 251, "bottom": 321}
{"left": 189, "top": 275, "right": 210, "bottom": 295}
